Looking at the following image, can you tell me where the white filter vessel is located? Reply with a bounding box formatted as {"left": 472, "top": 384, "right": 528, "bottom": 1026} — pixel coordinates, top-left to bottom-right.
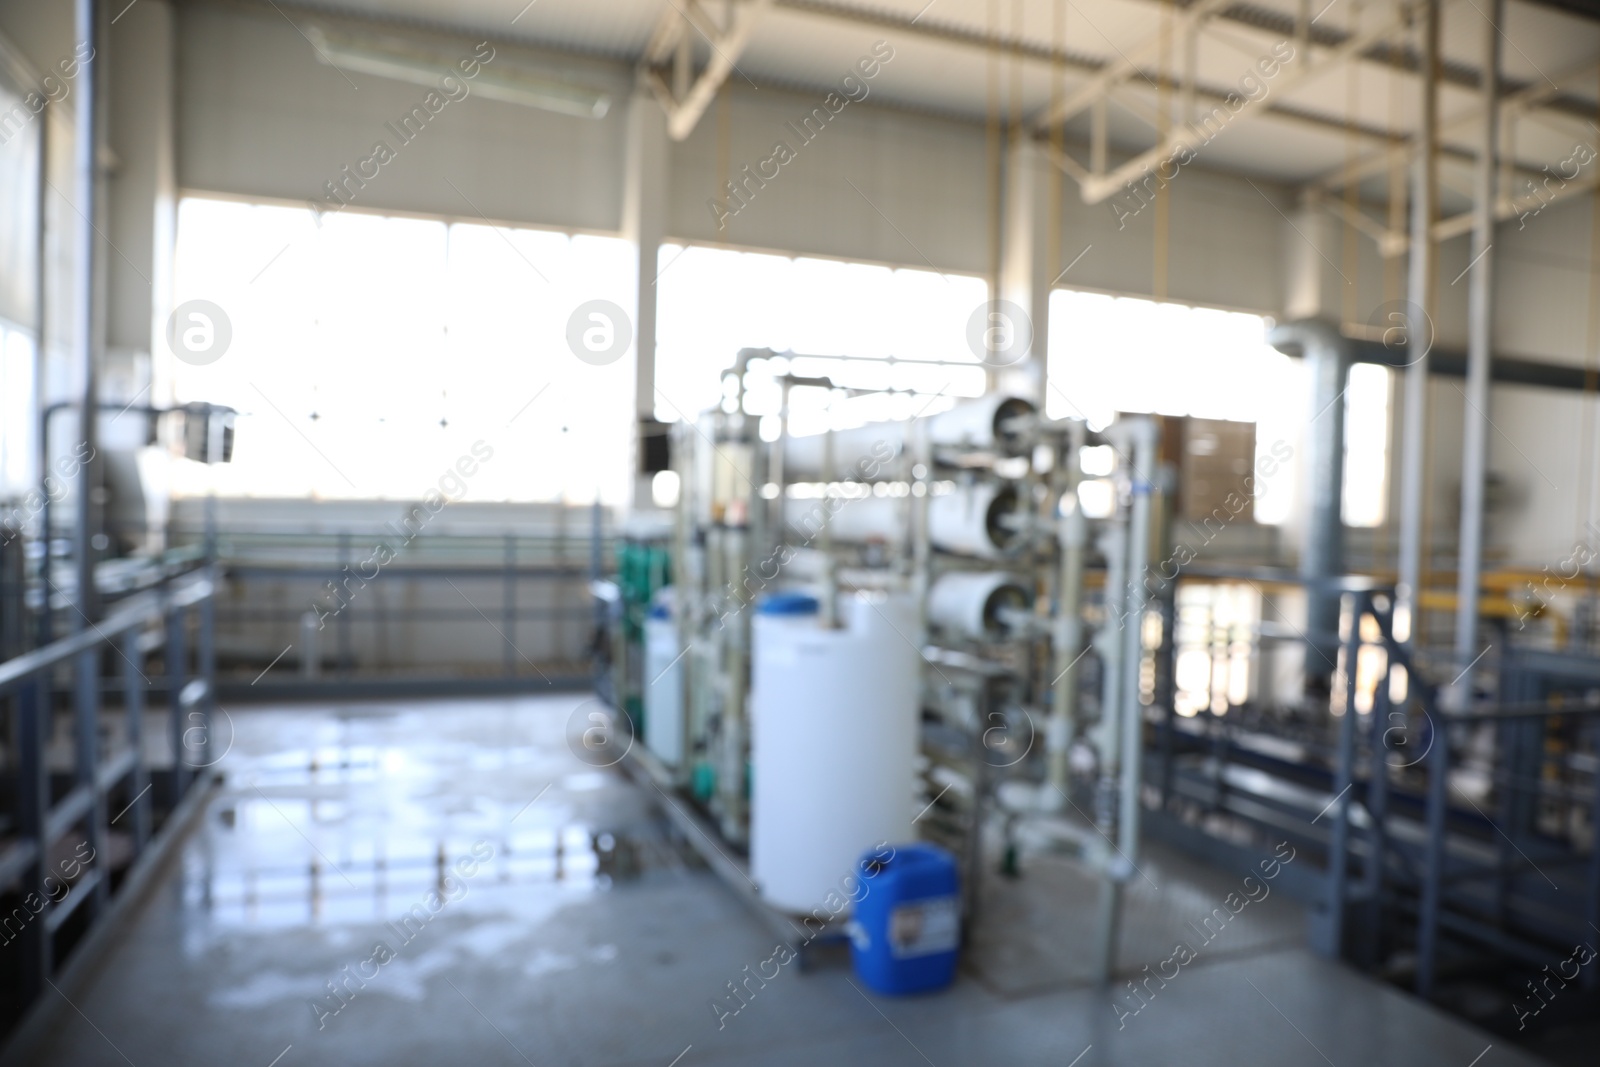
{"left": 642, "top": 609, "right": 685, "bottom": 766}
{"left": 750, "top": 592, "right": 919, "bottom": 914}
{"left": 782, "top": 481, "right": 1022, "bottom": 559}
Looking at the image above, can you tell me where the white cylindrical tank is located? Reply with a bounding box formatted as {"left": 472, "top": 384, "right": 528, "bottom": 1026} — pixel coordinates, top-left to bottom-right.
{"left": 750, "top": 591, "right": 919, "bottom": 914}
{"left": 926, "top": 393, "right": 1036, "bottom": 456}
{"left": 783, "top": 481, "right": 1023, "bottom": 559}
{"left": 782, "top": 424, "right": 905, "bottom": 483}
{"left": 928, "top": 480, "right": 1025, "bottom": 559}
{"left": 927, "top": 571, "right": 1031, "bottom": 640}
{"left": 781, "top": 394, "right": 1037, "bottom": 481}
{"left": 642, "top": 598, "right": 685, "bottom": 767}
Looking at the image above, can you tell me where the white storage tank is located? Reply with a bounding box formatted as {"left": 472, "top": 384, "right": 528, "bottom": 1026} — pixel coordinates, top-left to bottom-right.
{"left": 642, "top": 594, "right": 685, "bottom": 767}
{"left": 750, "top": 591, "right": 919, "bottom": 914}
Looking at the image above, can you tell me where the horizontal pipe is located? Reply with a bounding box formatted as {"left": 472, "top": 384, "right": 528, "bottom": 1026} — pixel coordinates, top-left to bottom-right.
{"left": 1270, "top": 321, "right": 1600, "bottom": 392}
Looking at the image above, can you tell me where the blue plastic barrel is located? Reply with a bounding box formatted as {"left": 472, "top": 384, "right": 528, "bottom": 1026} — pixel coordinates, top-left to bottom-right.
{"left": 848, "top": 843, "right": 960, "bottom": 995}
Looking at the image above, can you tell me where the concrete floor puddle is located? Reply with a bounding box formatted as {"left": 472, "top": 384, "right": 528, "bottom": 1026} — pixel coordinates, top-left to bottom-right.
{"left": 13, "top": 694, "right": 1548, "bottom": 1067}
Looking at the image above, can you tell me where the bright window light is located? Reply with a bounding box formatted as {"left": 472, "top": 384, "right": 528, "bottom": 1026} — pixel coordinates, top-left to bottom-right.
{"left": 1077, "top": 479, "right": 1116, "bottom": 518}
{"left": 655, "top": 244, "right": 988, "bottom": 436}
{"left": 170, "top": 196, "right": 633, "bottom": 503}
{"left": 1342, "top": 361, "right": 1390, "bottom": 527}
{"left": 1047, "top": 289, "right": 1300, "bottom": 525}
{"left": 0, "top": 319, "right": 35, "bottom": 498}
{"left": 1079, "top": 444, "right": 1115, "bottom": 477}
{"left": 651, "top": 469, "right": 680, "bottom": 508}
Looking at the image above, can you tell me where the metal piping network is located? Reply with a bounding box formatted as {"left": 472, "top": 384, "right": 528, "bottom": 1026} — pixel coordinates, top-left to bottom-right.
{"left": 1451, "top": 0, "right": 1500, "bottom": 707}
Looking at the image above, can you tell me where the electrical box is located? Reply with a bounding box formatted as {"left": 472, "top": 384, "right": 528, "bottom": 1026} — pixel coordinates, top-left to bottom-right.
{"left": 180, "top": 403, "right": 236, "bottom": 464}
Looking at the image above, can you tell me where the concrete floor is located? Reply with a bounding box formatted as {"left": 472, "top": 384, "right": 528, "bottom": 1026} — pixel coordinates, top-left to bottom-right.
{"left": 13, "top": 694, "right": 1547, "bottom": 1067}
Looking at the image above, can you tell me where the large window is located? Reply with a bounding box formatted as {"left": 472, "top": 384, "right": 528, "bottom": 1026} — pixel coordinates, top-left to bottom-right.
{"left": 0, "top": 318, "right": 34, "bottom": 500}
{"left": 1046, "top": 289, "right": 1389, "bottom": 527}
{"left": 654, "top": 244, "right": 989, "bottom": 438}
{"left": 171, "top": 197, "right": 634, "bottom": 503}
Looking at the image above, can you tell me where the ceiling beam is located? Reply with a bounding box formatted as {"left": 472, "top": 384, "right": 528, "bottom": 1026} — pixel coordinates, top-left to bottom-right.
{"left": 774, "top": 0, "right": 1595, "bottom": 176}
{"left": 1068, "top": 5, "right": 1413, "bottom": 203}
{"left": 640, "top": 0, "right": 772, "bottom": 141}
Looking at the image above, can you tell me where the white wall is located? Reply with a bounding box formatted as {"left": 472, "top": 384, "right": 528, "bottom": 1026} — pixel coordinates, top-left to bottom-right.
{"left": 176, "top": 2, "right": 631, "bottom": 232}
{"left": 174, "top": 1, "right": 1296, "bottom": 314}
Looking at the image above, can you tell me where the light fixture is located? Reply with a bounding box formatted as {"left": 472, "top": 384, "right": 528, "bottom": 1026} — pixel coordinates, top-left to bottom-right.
{"left": 305, "top": 25, "right": 611, "bottom": 120}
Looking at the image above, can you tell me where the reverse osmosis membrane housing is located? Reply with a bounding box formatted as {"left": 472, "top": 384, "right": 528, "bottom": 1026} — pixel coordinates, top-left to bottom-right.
{"left": 926, "top": 571, "right": 1031, "bottom": 640}
{"left": 783, "top": 480, "right": 1025, "bottom": 560}
{"left": 781, "top": 393, "right": 1037, "bottom": 479}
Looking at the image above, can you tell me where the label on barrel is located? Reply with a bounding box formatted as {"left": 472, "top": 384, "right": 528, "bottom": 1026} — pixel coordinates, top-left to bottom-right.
{"left": 888, "top": 895, "right": 960, "bottom": 959}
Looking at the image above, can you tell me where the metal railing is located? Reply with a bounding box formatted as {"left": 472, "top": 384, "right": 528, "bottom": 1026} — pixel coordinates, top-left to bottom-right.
{"left": 0, "top": 566, "right": 218, "bottom": 1036}
{"left": 1321, "top": 588, "right": 1599, "bottom": 998}
{"left": 167, "top": 514, "right": 611, "bottom": 698}
{"left": 1145, "top": 571, "right": 1599, "bottom": 1008}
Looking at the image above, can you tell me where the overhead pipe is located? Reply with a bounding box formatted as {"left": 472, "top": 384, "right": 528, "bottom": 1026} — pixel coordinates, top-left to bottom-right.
{"left": 1452, "top": 0, "right": 1501, "bottom": 706}
{"left": 1283, "top": 337, "right": 1600, "bottom": 392}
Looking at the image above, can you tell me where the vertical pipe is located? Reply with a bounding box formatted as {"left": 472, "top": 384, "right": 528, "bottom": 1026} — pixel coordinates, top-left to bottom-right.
{"left": 1362, "top": 656, "right": 1392, "bottom": 969}
{"left": 672, "top": 423, "right": 694, "bottom": 788}
{"left": 1397, "top": 0, "right": 1439, "bottom": 649}
{"left": 774, "top": 379, "right": 790, "bottom": 567}
{"left": 503, "top": 534, "right": 516, "bottom": 677}
{"left": 1452, "top": 0, "right": 1500, "bottom": 703}
{"left": 67, "top": 0, "right": 105, "bottom": 934}
{"left": 1092, "top": 446, "right": 1129, "bottom": 986}
{"left": 1416, "top": 685, "right": 1449, "bottom": 998}
{"left": 820, "top": 412, "right": 838, "bottom": 629}
{"left": 910, "top": 418, "right": 933, "bottom": 631}
{"left": 15, "top": 681, "right": 51, "bottom": 996}
{"left": 1048, "top": 420, "right": 1087, "bottom": 799}
{"left": 1324, "top": 592, "right": 1363, "bottom": 959}
{"left": 197, "top": 572, "right": 217, "bottom": 773}
{"left": 166, "top": 604, "right": 189, "bottom": 802}
{"left": 72, "top": 0, "right": 100, "bottom": 631}
{"left": 37, "top": 406, "right": 62, "bottom": 648}
{"left": 1587, "top": 717, "right": 1600, "bottom": 991}
{"left": 1303, "top": 328, "right": 1350, "bottom": 696}
{"left": 1106, "top": 418, "right": 1158, "bottom": 979}
{"left": 1118, "top": 421, "right": 1155, "bottom": 867}
{"left": 337, "top": 531, "right": 351, "bottom": 677}
{"left": 121, "top": 629, "right": 150, "bottom": 852}
{"left": 718, "top": 409, "right": 750, "bottom": 843}
{"left": 73, "top": 633, "right": 107, "bottom": 918}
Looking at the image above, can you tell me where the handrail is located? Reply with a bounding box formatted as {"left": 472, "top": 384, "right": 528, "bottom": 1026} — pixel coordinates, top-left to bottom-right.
{"left": 0, "top": 569, "right": 214, "bottom": 694}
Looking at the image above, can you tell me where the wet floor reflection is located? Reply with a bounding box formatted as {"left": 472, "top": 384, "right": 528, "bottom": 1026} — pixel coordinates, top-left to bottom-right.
{"left": 174, "top": 700, "right": 692, "bottom": 935}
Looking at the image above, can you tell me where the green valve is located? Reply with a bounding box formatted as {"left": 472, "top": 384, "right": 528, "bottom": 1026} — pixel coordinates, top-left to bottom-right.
{"left": 691, "top": 761, "right": 716, "bottom": 802}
